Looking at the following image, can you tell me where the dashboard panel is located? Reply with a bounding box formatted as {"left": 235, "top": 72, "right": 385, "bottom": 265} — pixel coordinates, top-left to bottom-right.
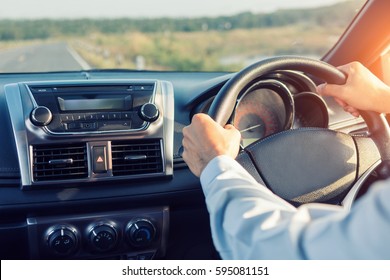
{"left": 0, "top": 69, "right": 369, "bottom": 259}
{"left": 0, "top": 0, "right": 387, "bottom": 261}
{"left": 193, "top": 71, "right": 329, "bottom": 147}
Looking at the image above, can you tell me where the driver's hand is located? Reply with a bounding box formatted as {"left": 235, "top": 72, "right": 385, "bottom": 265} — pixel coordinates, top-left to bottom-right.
{"left": 182, "top": 113, "right": 241, "bottom": 177}
{"left": 317, "top": 61, "right": 390, "bottom": 116}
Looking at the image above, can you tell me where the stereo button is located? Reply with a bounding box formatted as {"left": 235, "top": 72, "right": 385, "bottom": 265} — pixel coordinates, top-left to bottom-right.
{"left": 109, "top": 112, "right": 121, "bottom": 120}
{"left": 121, "top": 112, "right": 131, "bottom": 119}
{"left": 73, "top": 113, "right": 85, "bottom": 121}
{"left": 97, "top": 113, "right": 109, "bottom": 120}
{"left": 85, "top": 113, "right": 97, "bottom": 120}
{"left": 60, "top": 114, "right": 74, "bottom": 122}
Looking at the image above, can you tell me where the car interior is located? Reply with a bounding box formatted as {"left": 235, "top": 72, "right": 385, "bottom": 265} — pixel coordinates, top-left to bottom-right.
{"left": 0, "top": 0, "right": 390, "bottom": 260}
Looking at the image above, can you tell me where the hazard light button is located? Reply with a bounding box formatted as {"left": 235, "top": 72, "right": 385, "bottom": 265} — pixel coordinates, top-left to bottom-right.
{"left": 92, "top": 146, "right": 107, "bottom": 173}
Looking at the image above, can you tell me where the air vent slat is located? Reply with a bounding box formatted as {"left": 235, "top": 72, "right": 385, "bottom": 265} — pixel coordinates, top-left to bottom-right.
{"left": 112, "top": 151, "right": 160, "bottom": 155}
{"left": 34, "top": 153, "right": 85, "bottom": 158}
{"left": 111, "top": 156, "right": 161, "bottom": 161}
{"left": 111, "top": 139, "right": 163, "bottom": 176}
{"left": 34, "top": 147, "right": 85, "bottom": 152}
{"left": 113, "top": 162, "right": 161, "bottom": 168}
{"left": 33, "top": 166, "right": 88, "bottom": 172}
{"left": 112, "top": 148, "right": 160, "bottom": 152}
{"left": 33, "top": 172, "right": 88, "bottom": 179}
{"left": 34, "top": 159, "right": 86, "bottom": 165}
{"left": 32, "top": 144, "right": 88, "bottom": 182}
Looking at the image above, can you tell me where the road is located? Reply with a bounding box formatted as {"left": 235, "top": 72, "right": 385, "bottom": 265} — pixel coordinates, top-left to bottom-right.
{"left": 0, "top": 42, "right": 91, "bottom": 73}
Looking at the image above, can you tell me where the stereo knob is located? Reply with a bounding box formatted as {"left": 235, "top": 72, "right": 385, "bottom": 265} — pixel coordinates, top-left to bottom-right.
{"left": 126, "top": 219, "right": 156, "bottom": 247}
{"left": 89, "top": 224, "right": 118, "bottom": 252}
{"left": 138, "top": 103, "right": 159, "bottom": 122}
{"left": 30, "top": 106, "right": 52, "bottom": 126}
{"left": 46, "top": 226, "right": 78, "bottom": 256}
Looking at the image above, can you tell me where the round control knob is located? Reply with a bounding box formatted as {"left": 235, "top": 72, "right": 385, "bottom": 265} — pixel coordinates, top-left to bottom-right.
{"left": 30, "top": 106, "right": 52, "bottom": 126}
{"left": 138, "top": 103, "right": 159, "bottom": 122}
{"left": 89, "top": 224, "right": 118, "bottom": 252}
{"left": 46, "top": 226, "right": 78, "bottom": 256}
{"left": 127, "top": 219, "right": 156, "bottom": 247}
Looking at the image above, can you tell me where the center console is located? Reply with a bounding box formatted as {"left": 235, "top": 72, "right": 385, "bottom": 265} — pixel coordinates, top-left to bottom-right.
{"left": 5, "top": 79, "right": 174, "bottom": 259}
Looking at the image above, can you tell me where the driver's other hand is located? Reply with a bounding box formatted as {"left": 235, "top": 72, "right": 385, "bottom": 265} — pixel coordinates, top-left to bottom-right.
{"left": 182, "top": 113, "right": 241, "bottom": 177}
{"left": 317, "top": 61, "right": 390, "bottom": 117}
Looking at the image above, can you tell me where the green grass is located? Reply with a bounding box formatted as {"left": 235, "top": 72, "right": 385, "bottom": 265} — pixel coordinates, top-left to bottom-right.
{"left": 0, "top": 25, "right": 345, "bottom": 72}
{"left": 70, "top": 25, "right": 345, "bottom": 71}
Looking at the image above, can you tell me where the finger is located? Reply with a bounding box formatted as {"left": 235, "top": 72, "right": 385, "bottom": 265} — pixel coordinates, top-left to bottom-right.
{"left": 334, "top": 97, "right": 348, "bottom": 107}
{"left": 338, "top": 61, "right": 363, "bottom": 76}
{"left": 344, "top": 106, "right": 360, "bottom": 117}
{"left": 182, "top": 134, "right": 196, "bottom": 151}
{"left": 344, "top": 106, "right": 358, "bottom": 114}
{"left": 225, "top": 124, "right": 241, "bottom": 138}
{"left": 337, "top": 64, "right": 352, "bottom": 75}
{"left": 192, "top": 113, "right": 213, "bottom": 126}
{"left": 224, "top": 124, "right": 239, "bottom": 133}
{"left": 351, "top": 111, "right": 360, "bottom": 118}
{"left": 182, "top": 125, "right": 188, "bottom": 137}
{"left": 348, "top": 107, "right": 360, "bottom": 116}
{"left": 181, "top": 135, "right": 188, "bottom": 150}
{"left": 182, "top": 125, "right": 195, "bottom": 139}
{"left": 317, "top": 83, "right": 343, "bottom": 98}
{"left": 316, "top": 83, "right": 326, "bottom": 95}
{"left": 181, "top": 148, "right": 187, "bottom": 161}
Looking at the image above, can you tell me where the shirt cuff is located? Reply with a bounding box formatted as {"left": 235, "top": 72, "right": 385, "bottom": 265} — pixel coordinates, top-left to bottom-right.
{"left": 200, "top": 155, "right": 248, "bottom": 195}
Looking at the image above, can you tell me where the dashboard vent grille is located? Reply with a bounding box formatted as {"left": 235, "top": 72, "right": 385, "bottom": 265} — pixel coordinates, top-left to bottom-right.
{"left": 32, "top": 144, "right": 88, "bottom": 181}
{"left": 111, "top": 139, "right": 163, "bottom": 176}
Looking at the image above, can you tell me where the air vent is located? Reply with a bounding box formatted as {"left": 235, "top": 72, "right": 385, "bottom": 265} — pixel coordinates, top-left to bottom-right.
{"left": 32, "top": 144, "right": 88, "bottom": 181}
{"left": 111, "top": 139, "right": 163, "bottom": 176}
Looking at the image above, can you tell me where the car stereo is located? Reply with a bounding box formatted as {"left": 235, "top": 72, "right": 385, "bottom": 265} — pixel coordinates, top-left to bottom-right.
{"left": 28, "top": 82, "right": 158, "bottom": 133}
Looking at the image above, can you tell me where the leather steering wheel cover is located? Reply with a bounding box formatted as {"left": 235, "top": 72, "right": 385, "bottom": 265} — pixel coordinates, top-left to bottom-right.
{"left": 208, "top": 56, "right": 346, "bottom": 126}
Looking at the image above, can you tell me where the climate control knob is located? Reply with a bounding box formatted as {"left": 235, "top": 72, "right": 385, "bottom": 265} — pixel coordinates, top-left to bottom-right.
{"left": 30, "top": 106, "right": 52, "bottom": 126}
{"left": 126, "top": 219, "right": 156, "bottom": 247}
{"left": 46, "top": 226, "right": 78, "bottom": 256}
{"left": 138, "top": 103, "right": 159, "bottom": 122}
{"left": 88, "top": 223, "right": 118, "bottom": 252}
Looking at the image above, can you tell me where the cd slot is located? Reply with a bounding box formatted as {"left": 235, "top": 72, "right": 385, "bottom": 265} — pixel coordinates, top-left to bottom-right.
{"left": 60, "top": 111, "right": 144, "bottom": 132}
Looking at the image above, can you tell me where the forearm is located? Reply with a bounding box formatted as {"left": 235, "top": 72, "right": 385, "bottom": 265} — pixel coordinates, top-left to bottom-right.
{"left": 200, "top": 156, "right": 320, "bottom": 259}
{"left": 200, "top": 156, "right": 390, "bottom": 259}
{"left": 375, "top": 83, "right": 390, "bottom": 114}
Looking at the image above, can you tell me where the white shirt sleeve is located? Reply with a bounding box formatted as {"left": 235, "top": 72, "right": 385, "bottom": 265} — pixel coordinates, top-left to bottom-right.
{"left": 200, "top": 155, "right": 390, "bottom": 259}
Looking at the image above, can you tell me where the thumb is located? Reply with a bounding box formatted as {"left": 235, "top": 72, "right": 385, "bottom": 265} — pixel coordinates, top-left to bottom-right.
{"left": 317, "top": 83, "right": 343, "bottom": 98}
{"left": 225, "top": 124, "right": 240, "bottom": 133}
{"left": 224, "top": 124, "right": 241, "bottom": 139}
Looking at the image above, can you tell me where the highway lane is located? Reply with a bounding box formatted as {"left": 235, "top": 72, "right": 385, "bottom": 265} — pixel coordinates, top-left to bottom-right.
{"left": 0, "top": 41, "right": 91, "bottom": 73}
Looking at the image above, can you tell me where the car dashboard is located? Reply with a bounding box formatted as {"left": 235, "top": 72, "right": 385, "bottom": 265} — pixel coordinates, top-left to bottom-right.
{"left": 0, "top": 69, "right": 369, "bottom": 259}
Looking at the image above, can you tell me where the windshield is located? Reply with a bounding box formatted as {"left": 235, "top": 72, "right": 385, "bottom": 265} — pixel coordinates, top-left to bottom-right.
{"left": 0, "top": 0, "right": 365, "bottom": 73}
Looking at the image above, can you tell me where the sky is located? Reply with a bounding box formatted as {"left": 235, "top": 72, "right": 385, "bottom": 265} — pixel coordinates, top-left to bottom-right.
{"left": 0, "top": 0, "right": 345, "bottom": 19}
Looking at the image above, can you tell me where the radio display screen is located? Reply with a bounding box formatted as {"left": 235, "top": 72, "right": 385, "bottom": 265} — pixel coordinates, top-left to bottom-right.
{"left": 57, "top": 95, "right": 132, "bottom": 111}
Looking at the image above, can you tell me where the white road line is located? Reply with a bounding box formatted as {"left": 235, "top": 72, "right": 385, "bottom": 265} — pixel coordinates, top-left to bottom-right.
{"left": 66, "top": 44, "right": 92, "bottom": 70}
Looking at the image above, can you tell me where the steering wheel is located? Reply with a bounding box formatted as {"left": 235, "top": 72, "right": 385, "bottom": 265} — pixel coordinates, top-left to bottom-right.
{"left": 208, "top": 56, "right": 390, "bottom": 206}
